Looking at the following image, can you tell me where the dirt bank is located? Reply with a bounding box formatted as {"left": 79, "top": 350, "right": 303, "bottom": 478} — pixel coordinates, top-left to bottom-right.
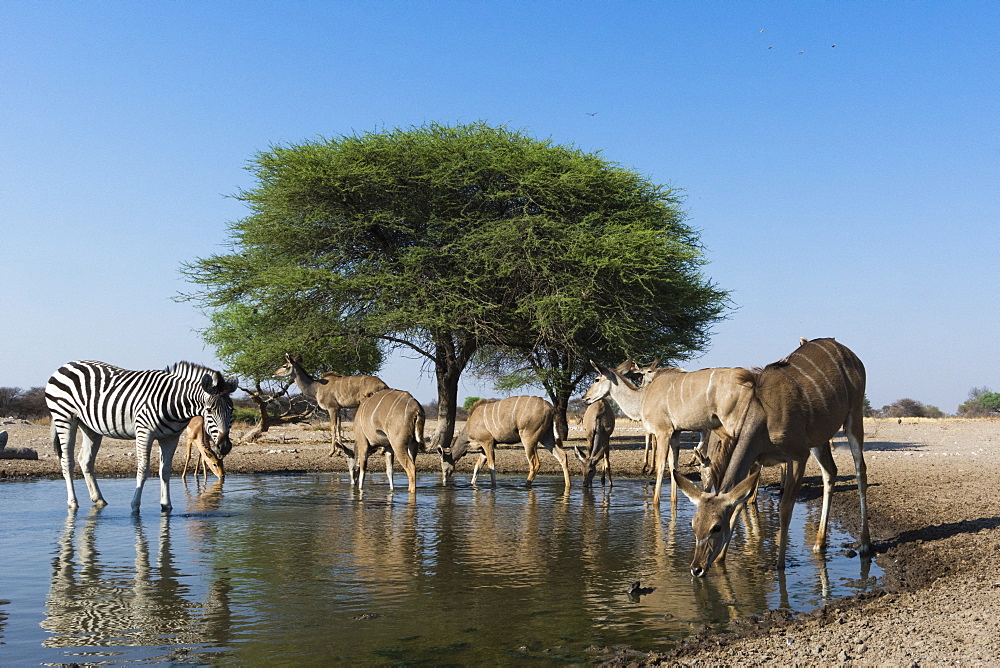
{"left": 3, "top": 417, "right": 999, "bottom": 665}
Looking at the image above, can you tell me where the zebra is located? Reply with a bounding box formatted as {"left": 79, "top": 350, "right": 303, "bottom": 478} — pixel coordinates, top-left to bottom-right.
{"left": 45, "top": 360, "right": 239, "bottom": 513}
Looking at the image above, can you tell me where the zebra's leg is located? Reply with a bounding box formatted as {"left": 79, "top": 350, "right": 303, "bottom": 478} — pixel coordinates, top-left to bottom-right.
{"left": 155, "top": 434, "right": 180, "bottom": 513}
{"left": 131, "top": 430, "right": 156, "bottom": 513}
{"left": 54, "top": 419, "right": 79, "bottom": 510}
{"left": 77, "top": 425, "right": 107, "bottom": 508}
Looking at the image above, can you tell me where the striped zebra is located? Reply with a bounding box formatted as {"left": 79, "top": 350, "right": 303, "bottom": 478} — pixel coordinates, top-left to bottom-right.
{"left": 45, "top": 360, "right": 238, "bottom": 513}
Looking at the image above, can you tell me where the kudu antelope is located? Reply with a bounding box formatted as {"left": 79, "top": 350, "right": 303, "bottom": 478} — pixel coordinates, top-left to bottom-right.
{"left": 180, "top": 416, "right": 225, "bottom": 480}
{"left": 582, "top": 360, "right": 752, "bottom": 504}
{"left": 439, "top": 396, "right": 571, "bottom": 488}
{"left": 631, "top": 359, "right": 713, "bottom": 474}
{"left": 673, "top": 337, "right": 871, "bottom": 575}
{"left": 352, "top": 389, "right": 424, "bottom": 493}
{"left": 274, "top": 353, "right": 388, "bottom": 456}
{"left": 575, "top": 398, "right": 616, "bottom": 487}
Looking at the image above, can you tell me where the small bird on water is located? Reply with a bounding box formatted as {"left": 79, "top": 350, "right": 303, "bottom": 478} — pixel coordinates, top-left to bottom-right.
{"left": 627, "top": 581, "right": 656, "bottom": 600}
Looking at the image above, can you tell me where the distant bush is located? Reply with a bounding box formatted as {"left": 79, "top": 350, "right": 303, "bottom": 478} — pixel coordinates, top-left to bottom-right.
{"left": 958, "top": 387, "right": 1000, "bottom": 417}
{"left": 0, "top": 386, "right": 49, "bottom": 420}
{"left": 880, "top": 398, "right": 944, "bottom": 418}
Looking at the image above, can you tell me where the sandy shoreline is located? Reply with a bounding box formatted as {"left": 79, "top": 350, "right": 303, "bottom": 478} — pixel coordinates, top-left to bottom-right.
{"left": 3, "top": 417, "right": 999, "bottom": 664}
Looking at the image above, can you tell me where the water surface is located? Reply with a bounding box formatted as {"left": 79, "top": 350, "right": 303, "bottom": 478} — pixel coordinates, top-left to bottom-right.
{"left": 0, "top": 473, "right": 879, "bottom": 664}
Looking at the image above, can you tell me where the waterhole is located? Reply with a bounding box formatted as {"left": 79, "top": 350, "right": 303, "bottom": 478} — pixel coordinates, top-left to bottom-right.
{"left": 0, "top": 473, "right": 879, "bottom": 664}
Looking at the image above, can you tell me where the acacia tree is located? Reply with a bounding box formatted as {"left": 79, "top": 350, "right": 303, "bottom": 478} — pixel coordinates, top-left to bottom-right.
{"left": 181, "top": 122, "right": 728, "bottom": 449}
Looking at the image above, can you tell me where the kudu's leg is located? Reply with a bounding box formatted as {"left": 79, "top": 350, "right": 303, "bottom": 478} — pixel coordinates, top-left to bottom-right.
{"left": 653, "top": 431, "right": 682, "bottom": 505}
{"left": 776, "top": 458, "right": 807, "bottom": 569}
{"left": 485, "top": 441, "right": 497, "bottom": 488}
{"left": 524, "top": 441, "right": 540, "bottom": 487}
{"left": 544, "top": 438, "right": 571, "bottom": 488}
{"left": 398, "top": 440, "right": 417, "bottom": 494}
{"left": 845, "top": 412, "right": 871, "bottom": 555}
{"left": 384, "top": 448, "right": 395, "bottom": 490}
{"left": 810, "top": 440, "right": 838, "bottom": 552}
{"left": 651, "top": 430, "right": 668, "bottom": 504}
{"left": 602, "top": 444, "right": 613, "bottom": 487}
{"left": 182, "top": 435, "right": 194, "bottom": 479}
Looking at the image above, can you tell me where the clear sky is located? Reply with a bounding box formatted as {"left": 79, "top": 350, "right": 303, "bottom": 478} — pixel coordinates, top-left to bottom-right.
{"left": 2, "top": 1, "right": 997, "bottom": 413}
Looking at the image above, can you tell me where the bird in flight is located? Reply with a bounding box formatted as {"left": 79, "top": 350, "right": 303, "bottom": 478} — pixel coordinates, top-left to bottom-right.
{"left": 586, "top": 112, "right": 598, "bottom": 116}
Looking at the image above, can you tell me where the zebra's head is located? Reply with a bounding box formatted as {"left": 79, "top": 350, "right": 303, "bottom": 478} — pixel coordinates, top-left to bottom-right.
{"left": 199, "top": 372, "right": 239, "bottom": 457}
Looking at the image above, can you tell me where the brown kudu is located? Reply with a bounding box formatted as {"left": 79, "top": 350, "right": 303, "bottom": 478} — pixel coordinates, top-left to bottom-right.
{"left": 180, "top": 416, "right": 224, "bottom": 480}
{"left": 352, "top": 389, "right": 425, "bottom": 493}
{"left": 673, "top": 337, "right": 871, "bottom": 575}
{"left": 438, "top": 396, "right": 571, "bottom": 488}
{"left": 630, "top": 359, "right": 715, "bottom": 474}
{"left": 582, "top": 361, "right": 753, "bottom": 505}
{"left": 575, "top": 397, "right": 616, "bottom": 487}
{"left": 274, "top": 353, "right": 388, "bottom": 457}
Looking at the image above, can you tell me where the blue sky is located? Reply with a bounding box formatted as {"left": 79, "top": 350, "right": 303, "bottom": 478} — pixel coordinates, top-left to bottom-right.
{"left": 2, "top": 1, "right": 997, "bottom": 412}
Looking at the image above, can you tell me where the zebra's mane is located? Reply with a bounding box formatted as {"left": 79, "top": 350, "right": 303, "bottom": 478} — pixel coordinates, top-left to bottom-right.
{"left": 165, "top": 361, "right": 218, "bottom": 379}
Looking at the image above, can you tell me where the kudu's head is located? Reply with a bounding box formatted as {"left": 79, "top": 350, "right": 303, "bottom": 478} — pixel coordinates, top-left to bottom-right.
{"left": 439, "top": 429, "right": 471, "bottom": 482}
{"left": 199, "top": 371, "right": 239, "bottom": 458}
{"left": 672, "top": 469, "right": 758, "bottom": 577}
{"left": 582, "top": 360, "right": 634, "bottom": 404}
{"left": 630, "top": 359, "right": 662, "bottom": 385}
{"left": 273, "top": 352, "right": 301, "bottom": 379}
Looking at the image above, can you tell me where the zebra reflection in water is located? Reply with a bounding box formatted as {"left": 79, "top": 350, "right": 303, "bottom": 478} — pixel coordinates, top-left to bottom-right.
{"left": 42, "top": 513, "right": 232, "bottom": 653}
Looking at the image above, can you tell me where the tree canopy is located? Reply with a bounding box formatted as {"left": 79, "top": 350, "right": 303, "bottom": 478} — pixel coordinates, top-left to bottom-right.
{"left": 181, "top": 121, "right": 729, "bottom": 447}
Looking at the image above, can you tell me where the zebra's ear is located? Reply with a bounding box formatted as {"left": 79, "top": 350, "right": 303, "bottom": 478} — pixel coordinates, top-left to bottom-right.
{"left": 224, "top": 376, "right": 239, "bottom": 394}
{"left": 201, "top": 372, "right": 237, "bottom": 396}
{"left": 200, "top": 373, "right": 218, "bottom": 395}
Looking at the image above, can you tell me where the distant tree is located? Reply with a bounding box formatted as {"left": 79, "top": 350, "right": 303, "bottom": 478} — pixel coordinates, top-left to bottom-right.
{"left": 0, "top": 387, "right": 20, "bottom": 416}
{"left": 958, "top": 387, "right": 1000, "bottom": 417}
{"left": 181, "top": 122, "right": 728, "bottom": 450}
{"left": 862, "top": 395, "right": 875, "bottom": 417}
{"left": 881, "top": 398, "right": 943, "bottom": 418}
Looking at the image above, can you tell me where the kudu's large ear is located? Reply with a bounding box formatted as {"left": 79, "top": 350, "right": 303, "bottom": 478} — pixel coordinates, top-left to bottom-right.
{"left": 721, "top": 469, "right": 760, "bottom": 508}
{"left": 672, "top": 469, "right": 706, "bottom": 505}
{"left": 615, "top": 359, "right": 633, "bottom": 374}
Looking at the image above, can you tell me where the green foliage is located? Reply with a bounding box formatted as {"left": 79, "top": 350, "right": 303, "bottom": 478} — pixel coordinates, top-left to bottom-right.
{"left": 180, "top": 121, "right": 729, "bottom": 440}
{"left": 462, "top": 396, "right": 483, "bottom": 412}
{"left": 232, "top": 406, "right": 261, "bottom": 424}
{"left": 201, "top": 301, "right": 382, "bottom": 383}
{"left": 958, "top": 387, "right": 1000, "bottom": 417}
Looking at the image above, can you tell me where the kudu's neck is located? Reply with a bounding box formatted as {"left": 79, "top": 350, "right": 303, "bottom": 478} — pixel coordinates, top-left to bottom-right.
{"left": 289, "top": 362, "right": 320, "bottom": 401}
{"left": 608, "top": 374, "right": 644, "bottom": 421}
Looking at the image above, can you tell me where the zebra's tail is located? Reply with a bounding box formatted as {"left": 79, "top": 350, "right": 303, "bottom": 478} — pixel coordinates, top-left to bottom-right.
{"left": 50, "top": 421, "right": 63, "bottom": 460}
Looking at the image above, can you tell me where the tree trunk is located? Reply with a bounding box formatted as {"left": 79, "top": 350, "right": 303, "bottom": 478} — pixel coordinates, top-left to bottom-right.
{"left": 551, "top": 390, "right": 570, "bottom": 443}
{"left": 429, "top": 331, "right": 476, "bottom": 451}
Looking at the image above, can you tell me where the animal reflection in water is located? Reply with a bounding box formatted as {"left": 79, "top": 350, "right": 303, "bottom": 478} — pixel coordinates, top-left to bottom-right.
{"left": 42, "top": 512, "right": 232, "bottom": 651}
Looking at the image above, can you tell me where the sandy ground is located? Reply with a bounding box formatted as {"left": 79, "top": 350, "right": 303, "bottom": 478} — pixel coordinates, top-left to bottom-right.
{"left": 2, "top": 416, "right": 999, "bottom": 665}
